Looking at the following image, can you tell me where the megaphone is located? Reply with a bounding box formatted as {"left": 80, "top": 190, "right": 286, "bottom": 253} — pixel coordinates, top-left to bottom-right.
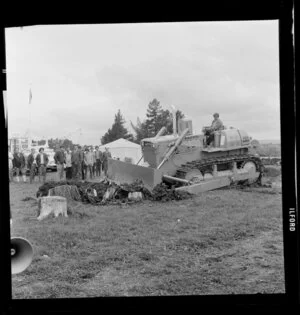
{"left": 11, "top": 237, "right": 33, "bottom": 275}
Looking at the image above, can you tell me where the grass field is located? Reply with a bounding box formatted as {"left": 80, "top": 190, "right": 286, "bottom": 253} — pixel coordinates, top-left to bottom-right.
{"left": 10, "top": 171, "right": 285, "bottom": 298}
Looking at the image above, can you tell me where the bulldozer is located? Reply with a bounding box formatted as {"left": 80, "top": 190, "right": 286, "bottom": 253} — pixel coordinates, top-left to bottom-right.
{"left": 107, "top": 112, "right": 264, "bottom": 194}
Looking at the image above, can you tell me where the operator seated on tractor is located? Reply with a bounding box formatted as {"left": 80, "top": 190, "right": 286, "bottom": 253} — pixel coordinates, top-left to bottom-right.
{"left": 203, "top": 113, "right": 224, "bottom": 146}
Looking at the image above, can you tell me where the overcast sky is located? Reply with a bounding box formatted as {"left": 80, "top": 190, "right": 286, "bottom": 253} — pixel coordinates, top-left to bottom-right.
{"left": 5, "top": 21, "right": 280, "bottom": 145}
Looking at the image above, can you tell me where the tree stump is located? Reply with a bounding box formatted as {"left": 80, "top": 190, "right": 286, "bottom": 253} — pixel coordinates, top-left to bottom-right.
{"left": 37, "top": 196, "right": 68, "bottom": 221}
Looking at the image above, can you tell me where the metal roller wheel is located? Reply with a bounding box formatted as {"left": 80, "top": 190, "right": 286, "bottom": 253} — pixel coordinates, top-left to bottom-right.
{"left": 183, "top": 169, "right": 204, "bottom": 183}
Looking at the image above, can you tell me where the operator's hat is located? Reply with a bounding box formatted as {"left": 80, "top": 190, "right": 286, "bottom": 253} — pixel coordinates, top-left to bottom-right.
{"left": 213, "top": 112, "right": 219, "bottom": 117}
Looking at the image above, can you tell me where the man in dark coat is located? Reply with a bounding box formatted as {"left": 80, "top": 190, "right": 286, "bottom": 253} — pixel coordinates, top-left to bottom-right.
{"left": 36, "top": 148, "right": 49, "bottom": 183}
{"left": 71, "top": 145, "right": 81, "bottom": 180}
{"left": 78, "top": 146, "right": 86, "bottom": 181}
{"left": 102, "top": 147, "right": 112, "bottom": 177}
{"left": 27, "top": 148, "right": 37, "bottom": 184}
{"left": 64, "top": 147, "right": 72, "bottom": 180}
{"left": 13, "top": 148, "right": 26, "bottom": 182}
{"left": 94, "top": 146, "right": 102, "bottom": 177}
{"left": 78, "top": 146, "right": 85, "bottom": 181}
{"left": 54, "top": 145, "right": 65, "bottom": 181}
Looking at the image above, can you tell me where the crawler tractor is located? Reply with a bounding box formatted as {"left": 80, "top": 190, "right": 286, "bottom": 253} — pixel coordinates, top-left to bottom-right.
{"left": 107, "top": 113, "right": 263, "bottom": 194}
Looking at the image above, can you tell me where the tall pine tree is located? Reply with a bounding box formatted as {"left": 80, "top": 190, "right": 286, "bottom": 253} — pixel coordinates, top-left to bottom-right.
{"left": 130, "top": 117, "right": 149, "bottom": 143}
{"left": 145, "top": 98, "right": 163, "bottom": 137}
{"left": 131, "top": 98, "right": 185, "bottom": 143}
{"left": 101, "top": 110, "right": 133, "bottom": 145}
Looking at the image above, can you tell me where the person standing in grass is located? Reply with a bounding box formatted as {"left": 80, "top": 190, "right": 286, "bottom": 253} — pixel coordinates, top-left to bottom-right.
{"left": 90, "top": 147, "right": 96, "bottom": 179}
{"left": 36, "top": 148, "right": 49, "bottom": 183}
{"left": 13, "top": 147, "right": 27, "bottom": 182}
{"left": 27, "top": 148, "right": 37, "bottom": 184}
{"left": 71, "top": 145, "right": 81, "bottom": 180}
{"left": 91, "top": 146, "right": 96, "bottom": 177}
{"left": 64, "top": 147, "right": 72, "bottom": 180}
{"left": 78, "top": 146, "right": 85, "bottom": 181}
{"left": 81, "top": 147, "right": 87, "bottom": 180}
{"left": 92, "top": 147, "right": 96, "bottom": 177}
{"left": 54, "top": 145, "right": 65, "bottom": 181}
{"left": 94, "top": 146, "right": 102, "bottom": 177}
{"left": 100, "top": 148, "right": 104, "bottom": 175}
{"left": 83, "top": 147, "right": 94, "bottom": 180}
{"left": 102, "top": 147, "right": 112, "bottom": 177}
{"left": 83, "top": 147, "right": 87, "bottom": 180}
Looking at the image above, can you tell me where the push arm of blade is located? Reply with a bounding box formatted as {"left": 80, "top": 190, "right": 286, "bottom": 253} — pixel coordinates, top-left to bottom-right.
{"left": 136, "top": 155, "right": 144, "bottom": 165}
{"left": 163, "top": 174, "right": 191, "bottom": 185}
{"left": 157, "top": 128, "right": 190, "bottom": 170}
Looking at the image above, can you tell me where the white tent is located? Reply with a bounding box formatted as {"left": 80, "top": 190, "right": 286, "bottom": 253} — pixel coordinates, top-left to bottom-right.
{"left": 99, "top": 138, "right": 143, "bottom": 164}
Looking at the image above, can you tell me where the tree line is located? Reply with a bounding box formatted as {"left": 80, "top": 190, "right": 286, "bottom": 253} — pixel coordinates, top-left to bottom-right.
{"left": 250, "top": 143, "right": 281, "bottom": 157}
{"left": 101, "top": 98, "right": 184, "bottom": 145}
{"left": 34, "top": 101, "right": 282, "bottom": 156}
{"left": 34, "top": 98, "right": 184, "bottom": 147}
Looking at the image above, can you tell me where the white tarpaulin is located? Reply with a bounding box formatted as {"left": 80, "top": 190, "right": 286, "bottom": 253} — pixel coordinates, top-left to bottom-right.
{"left": 99, "top": 138, "right": 142, "bottom": 164}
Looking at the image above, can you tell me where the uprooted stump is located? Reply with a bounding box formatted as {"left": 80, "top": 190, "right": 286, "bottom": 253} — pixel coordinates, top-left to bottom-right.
{"left": 36, "top": 179, "right": 193, "bottom": 206}
{"left": 36, "top": 180, "right": 84, "bottom": 198}
{"left": 48, "top": 185, "right": 81, "bottom": 201}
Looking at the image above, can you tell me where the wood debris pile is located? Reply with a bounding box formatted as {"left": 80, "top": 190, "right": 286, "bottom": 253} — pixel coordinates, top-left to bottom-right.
{"left": 36, "top": 179, "right": 192, "bottom": 205}
{"left": 151, "top": 183, "right": 192, "bottom": 201}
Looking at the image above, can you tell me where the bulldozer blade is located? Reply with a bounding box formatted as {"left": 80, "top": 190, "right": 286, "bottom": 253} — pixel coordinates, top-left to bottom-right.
{"left": 175, "top": 170, "right": 261, "bottom": 194}
{"left": 107, "top": 159, "right": 163, "bottom": 190}
{"left": 175, "top": 177, "right": 231, "bottom": 194}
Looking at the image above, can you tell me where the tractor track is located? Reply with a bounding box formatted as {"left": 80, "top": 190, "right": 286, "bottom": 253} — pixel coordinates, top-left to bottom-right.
{"left": 175, "top": 154, "right": 264, "bottom": 185}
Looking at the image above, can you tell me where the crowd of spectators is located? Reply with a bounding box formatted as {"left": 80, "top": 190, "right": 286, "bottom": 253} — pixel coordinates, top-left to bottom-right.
{"left": 8, "top": 144, "right": 112, "bottom": 184}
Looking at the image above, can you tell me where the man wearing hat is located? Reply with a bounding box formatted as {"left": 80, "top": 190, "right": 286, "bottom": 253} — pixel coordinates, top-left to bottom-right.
{"left": 206, "top": 113, "right": 224, "bottom": 146}
{"left": 211, "top": 113, "right": 223, "bottom": 131}
{"left": 54, "top": 145, "right": 65, "bottom": 181}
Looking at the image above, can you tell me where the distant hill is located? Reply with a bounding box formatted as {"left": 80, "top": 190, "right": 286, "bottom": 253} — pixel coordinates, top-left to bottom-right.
{"left": 258, "top": 139, "right": 281, "bottom": 145}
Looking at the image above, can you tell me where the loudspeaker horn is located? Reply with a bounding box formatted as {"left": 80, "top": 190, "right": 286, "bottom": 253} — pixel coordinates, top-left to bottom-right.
{"left": 11, "top": 237, "right": 33, "bottom": 275}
